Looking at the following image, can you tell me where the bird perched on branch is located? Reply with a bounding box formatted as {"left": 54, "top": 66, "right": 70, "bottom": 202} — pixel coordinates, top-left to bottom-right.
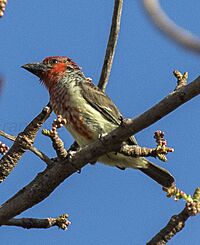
{"left": 22, "top": 56, "right": 174, "bottom": 187}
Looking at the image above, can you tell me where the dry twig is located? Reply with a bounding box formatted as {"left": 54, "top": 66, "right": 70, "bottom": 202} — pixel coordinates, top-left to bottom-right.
{"left": 98, "top": 0, "right": 123, "bottom": 91}
{"left": 42, "top": 115, "right": 68, "bottom": 160}
{"left": 2, "top": 214, "right": 71, "bottom": 230}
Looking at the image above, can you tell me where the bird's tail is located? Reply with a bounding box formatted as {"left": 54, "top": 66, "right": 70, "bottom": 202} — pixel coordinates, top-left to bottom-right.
{"left": 139, "top": 159, "right": 175, "bottom": 188}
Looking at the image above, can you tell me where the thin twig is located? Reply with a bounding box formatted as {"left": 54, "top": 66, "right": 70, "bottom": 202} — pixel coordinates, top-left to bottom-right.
{"left": 120, "top": 130, "right": 174, "bottom": 161}
{"left": 0, "top": 74, "right": 199, "bottom": 224}
{"left": 147, "top": 208, "right": 190, "bottom": 244}
{"left": 2, "top": 214, "right": 71, "bottom": 230}
{"left": 173, "top": 70, "right": 188, "bottom": 91}
{"left": 0, "top": 103, "right": 52, "bottom": 182}
{"left": 120, "top": 144, "right": 173, "bottom": 160}
{"left": 0, "top": 130, "right": 15, "bottom": 141}
{"left": 143, "top": 0, "right": 200, "bottom": 54}
{"left": 0, "top": 130, "right": 52, "bottom": 165}
{"left": 30, "top": 146, "right": 52, "bottom": 165}
{"left": 98, "top": 0, "right": 123, "bottom": 91}
{"left": 42, "top": 115, "right": 68, "bottom": 160}
{"left": 42, "top": 129, "right": 68, "bottom": 160}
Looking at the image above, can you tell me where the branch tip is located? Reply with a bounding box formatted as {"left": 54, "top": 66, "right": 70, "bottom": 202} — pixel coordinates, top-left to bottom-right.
{"left": 173, "top": 70, "right": 188, "bottom": 90}
{"left": 42, "top": 115, "right": 68, "bottom": 159}
{"left": 1, "top": 214, "right": 71, "bottom": 230}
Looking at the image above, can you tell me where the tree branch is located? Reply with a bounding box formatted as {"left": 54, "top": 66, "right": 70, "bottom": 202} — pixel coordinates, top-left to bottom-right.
{"left": 0, "top": 103, "right": 52, "bottom": 182}
{"left": 42, "top": 115, "right": 68, "bottom": 160}
{"left": 0, "top": 130, "right": 52, "bottom": 165}
{"left": 142, "top": 0, "right": 200, "bottom": 54}
{"left": 147, "top": 187, "right": 200, "bottom": 244}
{"left": 2, "top": 214, "right": 71, "bottom": 230}
{"left": 0, "top": 74, "right": 199, "bottom": 224}
{"left": 147, "top": 208, "right": 190, "bottom": 245}
{"left": 98, "top": 0, "right": 123, "bottom": 91}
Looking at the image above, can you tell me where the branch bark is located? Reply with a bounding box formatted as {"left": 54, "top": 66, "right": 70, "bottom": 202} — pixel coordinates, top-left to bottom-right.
{"left": 2, "top": 214, "right": 71, "bottom": 230}
{"left": 0, "top": 103, "right": 52, "bottom": 182}
{"left": 147, "top": 208, "right": 190, "bottom": 244}
{"left": 0, "top": 130, "right": 52, "bottom": 165}
{"left": 0, "top": 75, "right": 199, "bottom": 224}
{"left": 98, "top": 0, "right": 123, "bottom": 91}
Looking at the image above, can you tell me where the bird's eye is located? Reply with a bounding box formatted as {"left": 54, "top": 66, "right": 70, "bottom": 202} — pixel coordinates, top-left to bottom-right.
{"left": 51, "top": 59, "right": 58, "bottom": 64}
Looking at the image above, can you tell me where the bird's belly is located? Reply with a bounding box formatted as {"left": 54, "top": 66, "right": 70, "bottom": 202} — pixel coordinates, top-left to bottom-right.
{"left": 64, "top": 103, "right": 117, "bottom": 147}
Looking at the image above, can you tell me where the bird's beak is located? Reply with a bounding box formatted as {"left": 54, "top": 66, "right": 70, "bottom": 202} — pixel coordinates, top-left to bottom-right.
{"left": 21, "top": 62, "right": 47, "bottom": 77}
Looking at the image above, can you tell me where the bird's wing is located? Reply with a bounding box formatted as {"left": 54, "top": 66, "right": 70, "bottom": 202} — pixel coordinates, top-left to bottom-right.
{"left": 80, "top": 80, "right": 138, "bottom": 145}
{"left": 80, "top": 80, "right": 122, "bottom": 125}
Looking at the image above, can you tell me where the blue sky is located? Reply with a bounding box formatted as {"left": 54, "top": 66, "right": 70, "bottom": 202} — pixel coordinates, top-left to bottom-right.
{"left": 0, "top": 1, "right": 200, "bottom": 244}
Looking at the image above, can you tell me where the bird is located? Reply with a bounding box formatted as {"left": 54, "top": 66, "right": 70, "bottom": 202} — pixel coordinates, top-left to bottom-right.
{"left": 22, "top": 56, "right": 174, "bottom": 188}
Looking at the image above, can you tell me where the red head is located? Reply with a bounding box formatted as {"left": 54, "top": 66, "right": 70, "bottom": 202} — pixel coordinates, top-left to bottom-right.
{"left": 22, "top": 56, "right": 80, "bottom": 89}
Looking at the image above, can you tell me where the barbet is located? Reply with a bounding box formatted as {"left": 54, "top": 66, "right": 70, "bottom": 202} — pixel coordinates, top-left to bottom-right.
{"left": 22, "top": 56, "right": 174, "bottom": 187}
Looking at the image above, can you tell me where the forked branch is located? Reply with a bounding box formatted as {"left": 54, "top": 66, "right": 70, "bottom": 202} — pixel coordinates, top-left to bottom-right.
{"left": 0, "top": 103, "right": 52, "bottom": 182}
